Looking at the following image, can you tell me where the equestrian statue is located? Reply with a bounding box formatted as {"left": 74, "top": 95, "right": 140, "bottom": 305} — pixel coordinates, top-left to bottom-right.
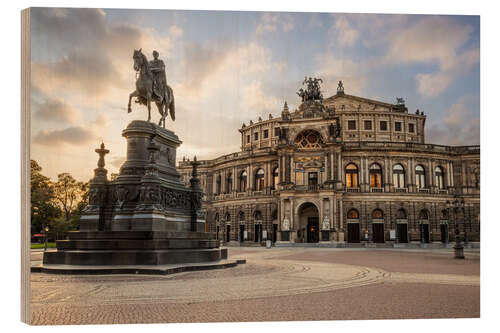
{"left": 128, "top": 49, "right": 175, "bottom": 128}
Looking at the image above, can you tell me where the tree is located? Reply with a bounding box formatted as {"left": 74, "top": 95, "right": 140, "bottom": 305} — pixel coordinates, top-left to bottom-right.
{"left": 52, "top": 173, "right": 86, "bottom": 222}
{"left": 30, "top": 160, "right": 61, "bottom": 235}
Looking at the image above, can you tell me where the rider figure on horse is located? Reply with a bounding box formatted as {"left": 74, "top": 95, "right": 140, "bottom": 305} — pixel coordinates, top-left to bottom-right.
{"left": 149, "top": 50, "right": 167, "bottom": 102}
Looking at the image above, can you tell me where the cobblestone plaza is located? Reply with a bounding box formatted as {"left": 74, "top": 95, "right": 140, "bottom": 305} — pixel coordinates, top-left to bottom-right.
{"left": 30, "top": 247, "right": 479, "bottom": 325}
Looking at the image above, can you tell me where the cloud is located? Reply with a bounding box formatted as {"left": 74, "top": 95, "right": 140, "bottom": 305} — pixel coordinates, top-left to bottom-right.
{"left": 384, "top": 16, "right": 478, "bottom": 97}
{"left": 256, "top": 13, "right": 294, "bottom": 35}
{"left": 331, "top": 15, "right": 359, "bottom": 47}
{"left": 415, "top": 48, "right": 479, "bottom": 97}
{"left": 33, "top": 97, "right": 80, "bottom": 123}
{"left": 33, "top": 127, "right": 95, "bottom": 147}
{"left": 426, "top": 95, "right": 480, "bottom": 145}
{"left": 241, "top": 80, "right": 281, "bottom": 113}
{"left": 31, "top": 8, "right": 183, "bottom": 103}
{"left": 314, "top": 53, "right": 366, "bottom": 96}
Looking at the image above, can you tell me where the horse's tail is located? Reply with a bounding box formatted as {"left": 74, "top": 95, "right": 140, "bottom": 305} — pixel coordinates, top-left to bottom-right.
{"left": 167, "top": 86, "right": 175, "bottom": 121}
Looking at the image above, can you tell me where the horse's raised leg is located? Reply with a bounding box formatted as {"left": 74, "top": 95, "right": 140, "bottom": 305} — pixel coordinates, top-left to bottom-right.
{"left": 128, "top": 91, "right": 138, "bottom": 113}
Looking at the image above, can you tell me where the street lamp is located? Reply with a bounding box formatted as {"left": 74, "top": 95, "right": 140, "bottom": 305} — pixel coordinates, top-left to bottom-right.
{"left": 461, "top": 199, "right": 468, "bottom": 245}
{"left": 448, "top": 198, "right": 464, "bottom": 259}
{"left": 43, "top": 225, "right": 49, "bottom": 252}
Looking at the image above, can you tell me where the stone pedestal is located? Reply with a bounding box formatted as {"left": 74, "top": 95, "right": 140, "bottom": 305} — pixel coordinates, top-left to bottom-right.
{"left": 44, "top": 121, "right": 228, "bottom": 268}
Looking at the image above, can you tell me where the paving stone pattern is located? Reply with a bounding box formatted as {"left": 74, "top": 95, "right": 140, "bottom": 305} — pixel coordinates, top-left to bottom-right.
{"left": 30, "top": 248, "right": 480, "bottom": 325}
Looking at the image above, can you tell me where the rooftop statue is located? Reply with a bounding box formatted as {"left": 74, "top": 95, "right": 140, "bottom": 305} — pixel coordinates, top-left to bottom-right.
{"left": 297, "top": 76, "right": 323, "bottom": 102}
{"left": 127, "top": 49, "right": 175, "bottom": 128}
{"left": 337, "top": 80, "right": 344, "bottom": 94}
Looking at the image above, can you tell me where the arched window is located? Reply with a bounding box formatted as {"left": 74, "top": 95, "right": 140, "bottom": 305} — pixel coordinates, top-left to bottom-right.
{"left": 369, "top": 163, "right": 382, "bottom": 188}
{"left": 372, "top": 209, "right": 384, "bottom": 219}
{"left": 238, "top": 211, "right": 245, "bottom": 222}
{"left": 226, "top": 173, "right": 232, "bottom": 193}
{"left": 225, "top": 212, "right": 231, "bottom": 223}
{"left": 294, "top": 130, "right": 324, "bottom": 149}
{"left": 272, "top": 167, "right": 279, "bottom": 190}
{"left": 392, "top": 164, "right": 405, "bottom": 188}
{"left": 396, "top": 208, "right": 407, "bottom": 219}
{"left": 254, "top": 210, "right": 263, "bottom": 221}
{"left": 415, "top": 165, "right": 426, "bottom": 189}
{"left": 345, "top": 163, "right": 359, "bottom": 188}
{"left": 347, "top": 208, "right": 359, "bottom": 219}
{"left": 435, "top": 166, "right": 445, "bottom": 189}
{"left": 214, "top": 213, "right": 220, "bottom": 224}
{"left": 441, "top": 209, "right": 448, "bottom": 220}
{"left": 239, "top": 170, "right": 247, "bottom": 192}
{"left": 255, "top": 168, "right": 265, "bottom": 191}
{"left": 419, "top": 210, "right": 429, "bottom": 220}
{"left": 216, "top": 174, "right": 221, "bottom": 194}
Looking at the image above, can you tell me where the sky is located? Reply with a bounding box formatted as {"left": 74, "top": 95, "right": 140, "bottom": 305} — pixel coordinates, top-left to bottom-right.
{"left": 29, "top": 8, "right": 480, "bottom": 181}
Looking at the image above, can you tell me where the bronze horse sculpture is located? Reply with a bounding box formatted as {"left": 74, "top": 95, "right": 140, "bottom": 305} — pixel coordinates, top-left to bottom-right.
{"left": 128, "top": 49, "right": 175, "bottom": 128}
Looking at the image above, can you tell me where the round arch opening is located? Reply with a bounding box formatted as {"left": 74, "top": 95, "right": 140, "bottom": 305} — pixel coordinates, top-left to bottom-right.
{"left": 297, "top": 202, "right": 319, "bottom": 243}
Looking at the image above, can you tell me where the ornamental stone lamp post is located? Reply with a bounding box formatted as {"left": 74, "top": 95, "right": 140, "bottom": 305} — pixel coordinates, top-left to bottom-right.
{"left": 461, "top": 199, "right": 469, "bottom": 246}
{"left": 449, "top": 198, "right": 465, "bottom": 259}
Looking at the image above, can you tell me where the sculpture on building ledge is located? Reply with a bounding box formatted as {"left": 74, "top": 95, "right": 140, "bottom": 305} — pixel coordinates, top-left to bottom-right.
{"left": 127, "top": 49, "right": 175, "bottom": 128}
{"left": 297, "top": 76, "right": 323, "bottom": 102}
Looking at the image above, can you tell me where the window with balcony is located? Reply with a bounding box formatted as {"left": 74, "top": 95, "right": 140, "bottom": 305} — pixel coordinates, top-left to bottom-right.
{"left": 380, "top": 120, "right": 388, "bottom": 131}
{"left": 274, "top": 127, "right": 280, "bottom": 137}
{"left": 392, "top": 164, "right": 405, "bottom": 188}
{"left": 239, "top": 170, "right": 247, "bottom": 192}
{"left": 435, "top": 166, "right": 445, "bottom": 189}
{"left": 216, "top": 175, "right": 221, "bottom": 194}
{"left": 226, "top": 173, "right": 232, "bottom": 193}
{"left": 263, "top": 129, "right": 269, "bottom": 138}
{"left": 246, "top": 135, "right": 250, "bottom": 143}
{"left": 345, "top": 163, "right": 359, "bottom": 188}
{"left": 348, "top": 120, "right": 356, "bottom": 130}
{"left": 272, "top": 167, "right": 279, "bottom": 189}
{"left": 364, "top": 120, "right": 372, "bottom": 130}
{"left": 254, "top": 132, "right": 258, "bottom": 141}
{"left": 395, "top": 122, "right": 402, "bottom": 132}
{"left": 369, "top": 163, "right": 383, "bottom": 188}
{"left": 255, "top": 168, "right": 265, "bottom": 191}
{"left": 408, "top": 123, "right": 415, "bottom": 133}
{"left": 415, "top": 165, "right": 426, "bottom": 189}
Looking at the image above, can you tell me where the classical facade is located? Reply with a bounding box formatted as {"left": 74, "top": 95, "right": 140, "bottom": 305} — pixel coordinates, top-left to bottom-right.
{"left": 178, "top": 80, "right": 480, "bottom": 246}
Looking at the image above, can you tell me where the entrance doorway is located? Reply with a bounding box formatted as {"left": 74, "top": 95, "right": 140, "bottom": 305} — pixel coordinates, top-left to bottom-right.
{"left": 347, "top": 223, "right": 360, "bottom": 243}
{"left": 372, "top": 223, "right": 384, "bottom": 243}
{"left": 308, "top": 172, "right": 318, "bottom": 185}
{"left": 272, "top": 224, "right": 278, "bottom": 243}
{"left": 297, "top": 202, "right": 319, "bottom": 243}
{"left": 440, "top": 224, "right": 448, "bottom": 243}
{"left": 396, "top": 224, "right": 408, "bottom": 243}
{"left": 420, "top": 224, "right": 430, "bottom": 243}
{"left": 254, "top": 224, "right": 262, "bottom": 242}
{"left": 226, "top": 225, "right": 231, "bottom": 242}
{"left": 239, "top": 225, "right": 245, "bottom": 243}
{"left": 307, "top": 217, "right": 319, "bottom": 243}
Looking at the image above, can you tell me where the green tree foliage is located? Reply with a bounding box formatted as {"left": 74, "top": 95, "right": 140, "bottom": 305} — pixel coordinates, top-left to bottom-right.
{"left": 52, "top": 173, "right": 87, "bottom": 222}
{"left": 30, "top": 160, "right": 60, "bottom": 235}
{"left": 30, "top": 160, "right": 90, "bottom": 239}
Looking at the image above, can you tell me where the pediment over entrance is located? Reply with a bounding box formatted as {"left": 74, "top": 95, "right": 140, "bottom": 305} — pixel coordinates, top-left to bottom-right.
{"left": 323, "top": 94, "right": 394, "bottom": 112}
